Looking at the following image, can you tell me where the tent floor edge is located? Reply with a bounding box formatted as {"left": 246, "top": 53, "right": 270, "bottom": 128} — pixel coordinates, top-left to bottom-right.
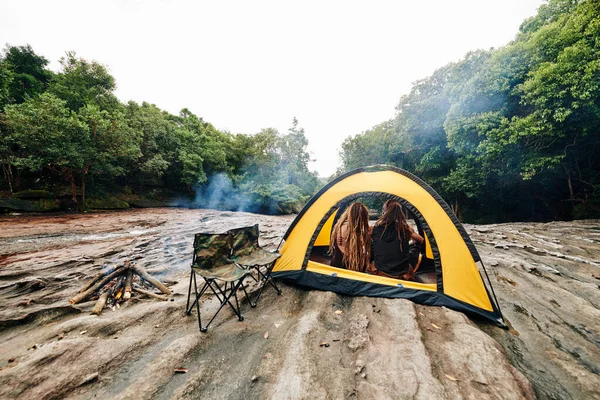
{"left": 273, "top": 270, "right": 504, "bottom": 327}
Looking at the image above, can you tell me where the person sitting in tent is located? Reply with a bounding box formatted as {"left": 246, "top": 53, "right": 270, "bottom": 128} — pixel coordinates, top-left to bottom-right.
{"left": 329, "top": 202, "right": 372, "bottom": 272}
{"left": 370, "top": 200, "right": 424, "bottom": 280}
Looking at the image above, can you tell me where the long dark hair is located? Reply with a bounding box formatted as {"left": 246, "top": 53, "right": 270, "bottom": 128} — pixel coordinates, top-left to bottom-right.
{"left": 375, "top": 200, "right": 412, "bottom": 250}
{"left": 330, "top": 202, "right": 371, "bottom": 272}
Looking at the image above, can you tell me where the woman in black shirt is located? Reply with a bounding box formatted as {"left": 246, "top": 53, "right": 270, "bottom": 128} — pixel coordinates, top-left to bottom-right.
{"left": 370, "top": 200, "right": 424, "bottom": 279}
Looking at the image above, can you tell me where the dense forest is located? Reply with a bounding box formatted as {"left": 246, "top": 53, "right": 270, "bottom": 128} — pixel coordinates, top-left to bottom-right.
{"left": 1, "top": 0, "right": 599, "bottom": 222}
{"left": 341, "top": 0, "right": 600, "bottom": 222}
{"left": 0, "top": 49, "right": 321, "bottom": 214}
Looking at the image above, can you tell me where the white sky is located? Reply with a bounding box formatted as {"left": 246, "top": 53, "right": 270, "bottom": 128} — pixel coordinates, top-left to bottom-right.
{"left": 1, "top": 0, "right": 545, "bottom": 177}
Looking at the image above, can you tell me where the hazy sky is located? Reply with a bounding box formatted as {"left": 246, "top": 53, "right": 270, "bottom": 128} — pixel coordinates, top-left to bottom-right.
{"left": 1, "top": 0, "right": 545, "bottom": 177}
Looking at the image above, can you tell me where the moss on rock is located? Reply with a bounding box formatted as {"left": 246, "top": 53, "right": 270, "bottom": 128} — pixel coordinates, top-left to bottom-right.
{"left": 85, "top": 197, "right": 130, "bottom": 210}
{"left": 13, "top": 190, "right": 55, "bottom": 199}
{"left": 0, "top": 198, "right": 60, "bottom": 212}
{"left": 128, "top": 199, "right": 170, "bottom": 208}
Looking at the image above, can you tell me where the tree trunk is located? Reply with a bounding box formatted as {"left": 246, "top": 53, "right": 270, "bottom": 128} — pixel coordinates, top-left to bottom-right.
{"left": 81, "top": 166, "right": 89, "bottom": 206}
{"left": 68, "top": 171, "right": 78, "bottom": 203}
{"left": 1, "top": 163, "right": 13, "bottom": 193}
{"left": 566, "top": 169, "right": 575, "bottom": 200}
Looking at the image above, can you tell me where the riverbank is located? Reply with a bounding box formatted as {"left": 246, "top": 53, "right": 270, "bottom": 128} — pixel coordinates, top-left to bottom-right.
{"left": 0, "top": 209, "right": 598, "bottom": 398}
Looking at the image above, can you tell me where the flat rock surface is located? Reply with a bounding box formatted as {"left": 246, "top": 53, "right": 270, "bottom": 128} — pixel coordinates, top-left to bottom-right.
{"left": 0, "top": 209, "right": 597, "bottom": 399}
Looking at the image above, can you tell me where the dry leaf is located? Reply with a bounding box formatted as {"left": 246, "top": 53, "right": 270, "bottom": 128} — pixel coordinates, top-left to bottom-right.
{"left": 334, "top": 310, "right": 343, "bottom": 315}
{"left": 174, "top": 368, "right": 189, "bottom": 374}
{"left": 445, "top": 374, "right": 459, "bottom": 382}
{"left": 431, "top": 323, "right": 442, "bottom": 330}
{"left": 264, "top": 331, "right": 269, "bottom": 339}
{"left": 426, "top": 328, "right": 434, "bottom": 332}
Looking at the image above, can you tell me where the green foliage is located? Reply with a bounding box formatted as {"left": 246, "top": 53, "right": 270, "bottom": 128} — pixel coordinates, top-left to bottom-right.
{"left": 49, "top": 52, "right": 118, "bottom": 111}
{"left": 340, "top": 0, "right": 600, "bottom": 222}
{"left": 0, "top": 44, "right": 52, "bottom": 107}
{"left": 5, "top": 93, "right": 86, "bottom": 173}
{"left": 240, "top": 182, "right": 306, "bottom": 214}
{"left": 235, "top": 119, "right": 321, "bottom": 198}
{"left": 0, "top": 46, "right": 318, "bottom": 214}
{"left": 340, "top": 120, "right": 397, "bottom": 170}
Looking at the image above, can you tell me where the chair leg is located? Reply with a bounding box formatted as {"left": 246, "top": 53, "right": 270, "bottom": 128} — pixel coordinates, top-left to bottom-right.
{"left": 233, "top": 283, "right": 244, "bottom": 321}
{"left": 201, "top": 278, "right": 246, "bottom": 331}
{"left": 185, "top": 270, "right": 193, "bottom": 314}
{"left": 208, "top": 280, "right": 228, "bottom": 303}
{"left": 187, "top": 272, "right": 210, "bottom": 315}
{"left": 208, "top": 280, "right": 245, "bottom": 318}
{"left": 253, "top": 262, "right": 281, "bottom": 305}
{"left": 241, "top": 278, "right": 256, "bottom": 308}
{"left": 262, "top": 263, "right": 281, "bottom": 294}
{"left": 193, "top": 273, "right": 204, "bottom": 331}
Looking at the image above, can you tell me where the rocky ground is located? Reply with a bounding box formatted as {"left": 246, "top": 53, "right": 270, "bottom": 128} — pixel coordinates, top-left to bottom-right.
{"left": 0, "top": 208, "right": 598, "bottom": 399}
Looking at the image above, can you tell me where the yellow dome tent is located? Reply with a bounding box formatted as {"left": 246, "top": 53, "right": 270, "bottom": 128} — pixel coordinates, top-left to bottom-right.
{"left": 273, "top": 165, "right": 505, "bottom": 326}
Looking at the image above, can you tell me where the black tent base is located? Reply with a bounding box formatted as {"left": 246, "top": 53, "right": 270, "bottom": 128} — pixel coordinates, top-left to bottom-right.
{"left": 274, "top": 270, "right": 506, "bottom": 328}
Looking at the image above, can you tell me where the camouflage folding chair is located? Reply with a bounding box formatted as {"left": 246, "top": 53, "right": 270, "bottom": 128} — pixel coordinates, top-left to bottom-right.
{"left": 228, "top": 224, "right": 281, "bottom": 306}
{"left": 185, "top": 233, "right": 253, "bottom": 332}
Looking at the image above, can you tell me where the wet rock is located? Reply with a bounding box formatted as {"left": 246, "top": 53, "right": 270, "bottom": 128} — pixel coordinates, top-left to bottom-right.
{"left": 0, "top": 210, "right": 597, "bottom": 399}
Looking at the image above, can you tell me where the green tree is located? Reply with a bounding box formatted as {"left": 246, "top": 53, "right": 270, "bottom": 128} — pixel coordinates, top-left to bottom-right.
{"left": 339, "top": 0, "right": 600, "bottom": 221}
{"left": 5, "top": 93, "right": 86, "bottom": 201}
{"left": 279, "top": 118, "right": 320, "bottom": 195}
{"left": 49, "top": 52, "right": 118, "bottom": 112}
{"left": 125, "top": 101, "right": 179, "bottom": 188}
{"left": 5, "top": 93, "right": 139, "bottom": 205}
{"left": 77, "top": 104, "right": 140, "bottom": 204}
{"left": 0, "top": 44, "right": 52, "bottom": 107}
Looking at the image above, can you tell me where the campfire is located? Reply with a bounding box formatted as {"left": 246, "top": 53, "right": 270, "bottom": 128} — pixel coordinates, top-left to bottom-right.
{"left": 69, "top": 261, "right": 172, "bottom": 315}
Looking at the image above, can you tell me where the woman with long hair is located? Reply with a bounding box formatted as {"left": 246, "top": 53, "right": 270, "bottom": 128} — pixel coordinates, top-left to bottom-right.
{"left": 370, "top": 200, "right": 424, "bottom": 279}
{"left": 329, "top": 202, "right": 371, "bottom": 272}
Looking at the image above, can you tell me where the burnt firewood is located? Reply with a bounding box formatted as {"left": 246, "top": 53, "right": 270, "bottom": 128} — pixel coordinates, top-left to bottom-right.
{"left": 132, "top": 265, "right": 171, "bottom": 295}
{"left": 133, "top": 286, "right": 168, "bottom": 301}
{"left": 90, "top": 292, "right": 109, "bottom": 315}
{"left": 78, "top": 264, "right": 126, "bottom": 294}
{"left": 113, "top": 276, "right": 126, "bottom": 302}
{"left": 123, "top": 270, "right": 133, "bottom": 300}
{"left": 69, "top": 267, "right": 128, "bottom": 305}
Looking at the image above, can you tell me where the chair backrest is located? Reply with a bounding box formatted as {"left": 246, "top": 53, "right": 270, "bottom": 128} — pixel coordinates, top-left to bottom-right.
{"left": 192, "top": 233, "right": 232, "bottom": 270}
{"left": 228, "top": 224, "right": 260, "bottom": 257}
